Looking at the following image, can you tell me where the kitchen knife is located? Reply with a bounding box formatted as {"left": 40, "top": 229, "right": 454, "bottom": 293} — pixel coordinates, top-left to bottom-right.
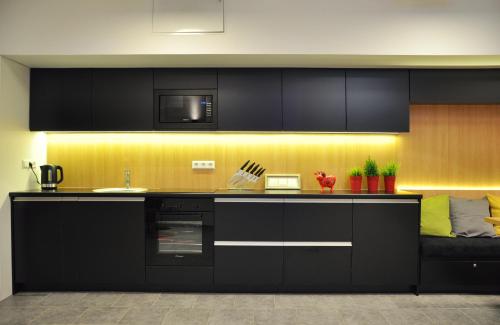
{"left": 233, "top": 164, "right": 260, "bottom": 186}
{"left": 251, "top": 168, "right": 265, "bottom": 182}
{"left": 253, "top": 168, "right": 266, "bottom": 182}
{"left": 229, "top": 161, "right": 255, "bottom": 186}
{"left": 249, "top": 167, "right": 263, "bottom": 182}
{"left": 227, "top": 160, "right": 251, "bottom": 185}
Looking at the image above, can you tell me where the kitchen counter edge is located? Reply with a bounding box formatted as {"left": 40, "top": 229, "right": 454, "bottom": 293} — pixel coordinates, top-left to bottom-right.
{"left": 9, "top": 189, "right": 422, "bottom": 199}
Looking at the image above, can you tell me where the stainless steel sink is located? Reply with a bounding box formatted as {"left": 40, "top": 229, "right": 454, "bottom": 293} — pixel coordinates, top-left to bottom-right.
{"left": 92, "top": 187, "right": 148, "bottom": 193}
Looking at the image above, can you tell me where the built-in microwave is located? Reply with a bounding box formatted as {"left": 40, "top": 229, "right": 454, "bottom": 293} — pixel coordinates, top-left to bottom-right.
{"left": 154, "top": 89, "right": 217, "bottom": 130}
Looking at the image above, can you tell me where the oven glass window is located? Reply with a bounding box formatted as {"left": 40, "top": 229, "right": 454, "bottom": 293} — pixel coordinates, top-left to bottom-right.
{"left": 157, "top": 220, "right": 203, "bottom": 254}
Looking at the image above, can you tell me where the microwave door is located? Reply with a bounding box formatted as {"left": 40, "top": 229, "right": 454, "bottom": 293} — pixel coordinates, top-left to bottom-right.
{"left": 186, "top": 96, "right": 204, "bottom": 122}
{"left": 159, "top": 95, "right": 205, "bottom": 123}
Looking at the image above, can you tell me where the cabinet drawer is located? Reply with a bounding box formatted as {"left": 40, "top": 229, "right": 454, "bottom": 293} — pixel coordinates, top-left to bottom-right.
{"left": 215, "top": 247, "right": 283, "bottom": 290}
{"left": 422, "top": 260, "right": 500, "bottom": 286}
{"left": 284, "top": 200, "right": 352, "bottom": 241}
{"left": 284, "top": 247, "right": 351, "bottom": 290}
{"left": 215, "top": 201, "right": 283, "bottom": 241}
{"left": 146, "top": 266, "right": 213, "bottom": 290}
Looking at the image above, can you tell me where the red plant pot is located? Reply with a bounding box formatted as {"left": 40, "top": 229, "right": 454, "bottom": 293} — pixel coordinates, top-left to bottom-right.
{"left": 350, "top": 176, "right": 362, "bottom": 193}
{"left": 384, "top": 175, "right": 396, "bottom": 193}
{"left": 366, "top": 176, "right": 379, "bottom": 193}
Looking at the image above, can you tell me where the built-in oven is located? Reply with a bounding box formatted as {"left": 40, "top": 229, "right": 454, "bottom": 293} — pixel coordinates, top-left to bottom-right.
{"left": 146, "top": 197, "right": 214, "bottom": 266}
{"left": 154, "top": 89, "right": 217, "bottom": 130}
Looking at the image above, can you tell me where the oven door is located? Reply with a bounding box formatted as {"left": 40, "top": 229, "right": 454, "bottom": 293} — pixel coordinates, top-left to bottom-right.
{"left": 147, "top": 212, "right": 214, "bottom": 266}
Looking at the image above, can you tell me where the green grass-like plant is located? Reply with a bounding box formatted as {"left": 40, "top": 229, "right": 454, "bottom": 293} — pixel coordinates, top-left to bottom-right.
{"left": 364, "top": 157, "right": 379, "bottom": 177}
{"left": 381, "top": 162, "right": 399, "bottom": 176}
{"left": 349, "top": 167, "right": 362, "bottom": 177}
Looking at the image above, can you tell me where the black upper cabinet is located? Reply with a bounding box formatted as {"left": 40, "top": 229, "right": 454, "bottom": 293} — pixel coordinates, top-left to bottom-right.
{"left": 410, "top": 69, "right": 500, "bottom": 104}
{"left": 30, "top": 69, "right": 92, "bottom": 131}
{"left": 352, "top": 201, "right": 420, "bottom": 286}
{"left": 93, "top": 69, "right": 154, "bottom": 130}
{"left": 218, "top": 69, "right": 283, "bottom": 131}
{"left": 283, "top": 69, "right": 346, "bottom": 131}
{"left": 154, "top": 69, "right": 217, "bottom": 89}
{"left": 346, "top": 70, "right": 409, "bottom": 132}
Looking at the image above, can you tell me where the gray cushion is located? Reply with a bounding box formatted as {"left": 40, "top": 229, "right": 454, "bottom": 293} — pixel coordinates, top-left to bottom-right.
{"left": 449, "top": 197, "right": 496, "bottom": 238}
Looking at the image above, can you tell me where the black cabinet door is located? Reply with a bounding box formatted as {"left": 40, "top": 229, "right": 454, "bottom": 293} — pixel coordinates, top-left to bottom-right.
{"left": 410, "top": 69, "right": 500, "bottom": 104}
{"left": 352, "top": 201, "right": 420, "bottom": 286}
{"left": 12, "top": 201, "right": 64, "bottom": 288}
{"left": 154, "top": 69, "right": 217, "bottom": 89}
{"left": 93, "top": 69, "right": 153, "bottom": 130}
{"left": 283, "top": 69, "right": 346, "bottom": 131}
{"left": 215, "top": 200, "right": 283, "bottom": 241}
{"left": 346, "top": 70, "right": 409, "bottom": 132}
{"left": 218, "top": 69, "right": 282, "bottom": 131}
{"left": 283, "top": 200, "right": 352, "bottom": 241}
{"left": 284, "top": 247, "right": 351, "bottom": 290}
{"left": 215, "top": 246, "right": 283, "bottom": 290}
{"left": 75, "top": 200, "right": 145, "bottom": 285}
{"left": 30, "top": 69, "right": 92, "bottom": 131}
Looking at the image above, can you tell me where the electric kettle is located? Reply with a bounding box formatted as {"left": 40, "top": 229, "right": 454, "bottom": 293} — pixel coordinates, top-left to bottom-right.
{"left": 40, "top": 165, "right": 64, "bottom": 190}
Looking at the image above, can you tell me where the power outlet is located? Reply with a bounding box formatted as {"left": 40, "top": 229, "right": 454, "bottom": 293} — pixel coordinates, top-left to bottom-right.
{"left": 22, "top": 159, "right": 37, "bottom": 169}
{"left": 192, "top": 160, "right": 216, "bottom": 170}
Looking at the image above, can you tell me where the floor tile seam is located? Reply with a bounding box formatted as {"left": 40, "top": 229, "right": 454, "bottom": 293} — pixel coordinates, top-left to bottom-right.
{"left": 459, "top": 309, "right": 482, "bottom": 325}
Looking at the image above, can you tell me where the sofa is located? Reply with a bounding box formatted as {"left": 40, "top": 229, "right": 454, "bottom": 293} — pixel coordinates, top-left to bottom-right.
{"left": 419, "top": 236, "right": 500, "bottom": 292}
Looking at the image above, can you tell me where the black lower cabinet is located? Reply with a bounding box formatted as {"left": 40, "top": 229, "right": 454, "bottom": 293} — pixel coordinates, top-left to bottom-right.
{"left": 352, "top": 201, "right": 420, "bottom": 287}
{"left": 214, "top": 247, "right": 283, "bottom": 291}
{"left": 13, "top": 201, "right": 66, "bottom": 289}
{"left": 283, "top": 247, "right": 351, "bottom": 291}
{"left": 12, "top": 198, "right": 145, "bottom": 291}
{"left": 146, "top": 266, "right": 213, "bottom": 291}
{"left": 76, "top": 201, "right": 145, "bottom": 287}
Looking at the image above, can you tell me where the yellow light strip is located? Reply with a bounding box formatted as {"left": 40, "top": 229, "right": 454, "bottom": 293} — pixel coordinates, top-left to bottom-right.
{"left": 46, "top": 132, "right": 397, "bottom": 146}
{"left": 398, "top": 186, "right": 500, "bottom": 191}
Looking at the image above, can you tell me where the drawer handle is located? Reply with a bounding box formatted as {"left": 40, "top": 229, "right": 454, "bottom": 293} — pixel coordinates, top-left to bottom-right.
{"left": 473, "top": 263, "right": 478, "bottom": 268}
{"left": 175, "top": 255, "right": 185, "bottom": 258}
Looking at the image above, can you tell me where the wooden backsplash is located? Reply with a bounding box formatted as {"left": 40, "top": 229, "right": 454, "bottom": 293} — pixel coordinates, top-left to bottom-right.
{"left": 47, "top": 105, "right": 500, "bottom": 193}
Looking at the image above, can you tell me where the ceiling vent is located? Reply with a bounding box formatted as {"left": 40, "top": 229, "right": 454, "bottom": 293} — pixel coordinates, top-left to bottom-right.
{"left": 153, "top": 0, "right": 224, "bottom": 33}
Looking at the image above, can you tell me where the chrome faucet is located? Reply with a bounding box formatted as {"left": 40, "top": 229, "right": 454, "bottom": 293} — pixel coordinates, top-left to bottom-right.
{"left": 124, "top": 169, "right": 131, "bottom": 189}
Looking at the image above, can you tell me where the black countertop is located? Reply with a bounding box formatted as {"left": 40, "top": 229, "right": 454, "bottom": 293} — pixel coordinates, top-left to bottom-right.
{"left": 10, "top": 188, "right": 422, "bottom": 199}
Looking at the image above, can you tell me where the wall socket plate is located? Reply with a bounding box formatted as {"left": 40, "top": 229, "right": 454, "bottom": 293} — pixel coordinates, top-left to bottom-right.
{"left": 22, "top": 159, "right": 37, "bottom": 169}
{"left": 192, "top": 160, "right": 215, "bottom": 170}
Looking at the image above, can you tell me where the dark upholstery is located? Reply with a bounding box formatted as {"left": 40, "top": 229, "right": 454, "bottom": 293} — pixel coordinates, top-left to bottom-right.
{"left": 421, "top": 236, "right": 500, "bottom": 259}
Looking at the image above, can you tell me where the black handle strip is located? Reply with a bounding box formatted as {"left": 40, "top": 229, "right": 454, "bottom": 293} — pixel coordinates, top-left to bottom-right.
{"left": 250, "top": 164, "right": 260, "bottom": 175}
{"left": 245, "top": 162, "right": 255, "bottom": 172}
{"left": 240, "top": 160, "right": 250, "bottom": 170}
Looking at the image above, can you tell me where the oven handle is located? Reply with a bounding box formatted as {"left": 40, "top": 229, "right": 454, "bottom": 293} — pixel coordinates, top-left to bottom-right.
{"left": 154, "top": 213, "right": 203, "bottom": 222}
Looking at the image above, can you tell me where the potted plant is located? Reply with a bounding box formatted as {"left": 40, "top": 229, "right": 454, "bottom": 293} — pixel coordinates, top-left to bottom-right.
{"left": 349, "top": 167, "right": 363, "bottom": 193}
{"left": 364, "top": 157, "right": 379, "bottom": 193}
{"left": 381, "top": 162, "right": 399, "bottom": 193}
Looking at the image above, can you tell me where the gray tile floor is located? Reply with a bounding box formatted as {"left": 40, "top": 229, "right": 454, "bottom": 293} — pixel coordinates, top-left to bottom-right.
{"left": 0, "top": 292, "right": 499, "bottom": 325}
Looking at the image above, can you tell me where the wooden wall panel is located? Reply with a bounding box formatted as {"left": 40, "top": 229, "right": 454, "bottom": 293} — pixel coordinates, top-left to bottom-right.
{"left": 46, "top": 134, "right": 397, "bottom": 190}
{"left": 47, "top": 105, "right": 500, "bottom": 196}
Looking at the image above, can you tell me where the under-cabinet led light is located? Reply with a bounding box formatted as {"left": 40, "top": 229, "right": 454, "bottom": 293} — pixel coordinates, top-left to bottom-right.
{"left": 398, "top": 185, "right": 500, "bottom": 191}
{"left": 46, "top": 133, "right": 397, "bottom": 146}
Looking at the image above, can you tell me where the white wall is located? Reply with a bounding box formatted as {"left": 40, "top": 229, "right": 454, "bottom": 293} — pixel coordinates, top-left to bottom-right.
{"left": 1, "top": 0, "right": 500, "bottom": 56}
{"left": 0, "top": 56, "right": 46, "bottom": 301}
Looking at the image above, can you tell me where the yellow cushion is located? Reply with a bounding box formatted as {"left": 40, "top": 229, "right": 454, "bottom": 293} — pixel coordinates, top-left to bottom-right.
{"left": 486, "top": 194, "right": 500, "bottom": 236}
